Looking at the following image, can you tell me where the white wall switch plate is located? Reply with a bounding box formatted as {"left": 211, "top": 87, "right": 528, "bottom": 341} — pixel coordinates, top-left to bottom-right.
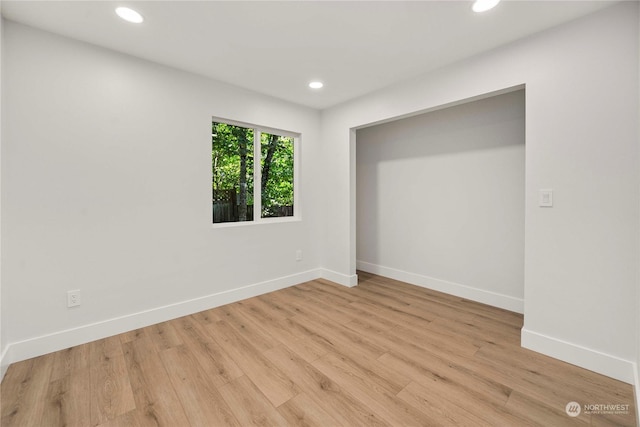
{"left": 539, "top": 189, "right": 553, "bottom": 207}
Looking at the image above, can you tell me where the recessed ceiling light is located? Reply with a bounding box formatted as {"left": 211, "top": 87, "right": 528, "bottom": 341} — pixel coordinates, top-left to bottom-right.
{"left": 309, "top": 81, "right": 324, "bottom": 89}
{"left": 472, "top": 0, "right": 500, "bottom": 13}
{"left": 116, "top": 7, "right": 144, "bottom": 24}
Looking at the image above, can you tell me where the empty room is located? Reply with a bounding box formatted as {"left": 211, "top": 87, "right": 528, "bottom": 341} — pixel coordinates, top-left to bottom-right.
{"left": 1, "top": 1, "right": 639, "bottom": 426}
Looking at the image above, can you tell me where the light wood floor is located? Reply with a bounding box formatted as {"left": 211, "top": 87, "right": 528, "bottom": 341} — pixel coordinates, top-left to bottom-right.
{"left": 1, "top": 272, "right": 636, "bottom": 426}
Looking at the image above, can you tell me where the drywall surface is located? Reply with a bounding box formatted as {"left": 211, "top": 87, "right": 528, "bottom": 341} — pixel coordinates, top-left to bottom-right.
{"left": 322, "top": 2, "right": 639, "bottom": 382}
{"left": 1, "top": 22, "right": 323, "bottom": 364}
{"left": 0, "top": 16, "right": 5, "bottom": 379}
{"left": 636, "top": 0, "right": 640, "bottom": 410}
{"left": 356, "top": 90, "right": 525, "bottom": 312}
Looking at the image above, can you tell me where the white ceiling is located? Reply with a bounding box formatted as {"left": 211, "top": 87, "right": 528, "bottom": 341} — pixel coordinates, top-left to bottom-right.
{"left": 1, "top": 0, "right": 618, "bottom": 109}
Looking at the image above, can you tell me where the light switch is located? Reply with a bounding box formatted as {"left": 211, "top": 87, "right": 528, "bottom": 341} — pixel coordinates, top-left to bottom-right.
{"left": 539, "top": 189, "right": 553, "bottom": 207}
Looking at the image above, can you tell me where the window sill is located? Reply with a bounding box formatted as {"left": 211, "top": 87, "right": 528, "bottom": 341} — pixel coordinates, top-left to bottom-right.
{"left": 212, "top": 216, "right": 301, "bottom": 229}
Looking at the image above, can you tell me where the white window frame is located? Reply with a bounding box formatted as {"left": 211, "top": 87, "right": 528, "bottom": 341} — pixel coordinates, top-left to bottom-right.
{"left": 212, "top": 117, "right": 301, "bottom": 228}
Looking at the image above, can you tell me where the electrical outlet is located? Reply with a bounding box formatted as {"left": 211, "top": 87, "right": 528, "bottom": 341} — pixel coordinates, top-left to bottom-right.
{"left": 296, "top": 249, "right": 303, "bottom": 261}
{"left": 67, "top": 290, "right": 81, "bottom": 307}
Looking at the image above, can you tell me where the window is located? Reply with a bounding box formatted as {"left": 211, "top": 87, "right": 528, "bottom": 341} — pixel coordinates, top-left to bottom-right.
{"left": 260, "top": 132, "right": 294, "bottom": 218}
{"left": 212, "top": 119, "right": 297, "bottom": 224}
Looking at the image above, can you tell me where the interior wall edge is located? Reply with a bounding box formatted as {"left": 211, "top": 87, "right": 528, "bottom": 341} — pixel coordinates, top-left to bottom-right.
{"left": 356, "top": 260, "right": 524, "bottom": 314}
{"left": 632, "top": 362, "right": 639, "bottom": 422}
{"left": 521, "top": 327, "right": 635, "bottom": 384}
{"left": 635, "top": 0, "right": 640, "bottom": 421}
{"left": 0, "top": 345, "right": 8, "bottom": 382}
{"left": 352, "top": 84, "right": 526, "bottom": 132}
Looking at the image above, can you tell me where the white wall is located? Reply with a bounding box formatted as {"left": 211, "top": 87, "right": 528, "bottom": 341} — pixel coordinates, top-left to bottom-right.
{"left": 1, "top": 21, "right": 323, "bottom": 369}
{"left": 322, "top": 2, "right": 639, "bottom": 383}
{"left": 356, "top": 90, "right": 525, "bottom": 312}
{"left": 0, "top": 15, "right": 4, "bottom": 378}
{"left": 636, "top": 0, "right": 640, "bottom": 412}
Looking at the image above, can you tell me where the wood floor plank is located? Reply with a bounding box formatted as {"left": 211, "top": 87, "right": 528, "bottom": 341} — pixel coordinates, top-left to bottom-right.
{"left": 205, "top": 319, "right": 299, "bottom": 407}
{"left": 256, "top": 292, "right": 296, "bottom": 319}
{"left": 234, "top": 297, "right": 292, "bottom": 325}
{"left": 218, "top": 375, "right": 289, "bottom": 427}
{"left": 122, "top": 335, "right": 191, "bottom": 426}
{"left": 190, "top": 306, "right": 221, "bottom": 325}
{"left": 231, "top": 299, "right": 314, "bottom": 348}
{"left": 1, "top": 358, "right": 35, "bottom": 424}
{"left": 347, "top": 300, "right": 429, "bottom": 331}
{"left": 253, "top": 292, "right": 299, "bottom": 319}
{"left": 358, "top": 271, "right": 472, "bottom": 308}
{"left": 1, "top": 354, "right": 54, "bottom": 427}
{"left": 397, "top": 381, "right": 493, "bottom": 426}
{"left": 292, "top": 282, "right": 396, "bottom": 331}
{"left": 274, "top": 285, "right": 357, "bottom": 325}
{"left": 50, "top": 343, "right": 90, "bottom": 382}
{"left": 297, "top": 280, "right": 357, "bottom": 306}
{"left": 118, "top": 328, "right": 145, "bottom": 345}
{"left": 343, "top": 316, "right": 391, "bottom": 339}
{"left": 89, "top": 336, "right": 136, "bottom": 425}
{"left": 312, "top": 352, "right": 434, "bottom": 426}
{"left": 254, "top": 291, "right": 305, "bottom": 318}
{"left": 319, "top": 350, "right": 412, "bottom": 396}
{"left": 289, "top": 311, "right": 388, "bottom": 361}
{"left": 171, "top": 315, "right": 244, "bottom": 388}
{"left": 145, "top": 321, "right": 183, "bottom": 352}
{"left": 277, "top": 392, "right": 341, "bottom": 427}
{"left": 263, "top": 344, "right": 389, "bottom": 427}
{"left": 377, "top": 359, "right": 528, "bottom": 427}
{"left": 357, "top": 271, "right": 464, "bottom": 307}
{"left": 427, "top": 312, "right": 522, "bottom": 347}
{"left": 225, "top": 298, "right": 328, "bottom": 363}
{"left": 344, "top": 282, "right": 443, "bottom": 323}
{"left": 365, "top": 281, "right": 471, "bottom": 318}
{"left": 92, "top": 410, "right": 148, "bottom": 427}
{"left": 212, "top": 303, "right": 278, "bottom": 353}
{"left": 43, "top": 369, "right": 91, "bottom": 427}
{"left": 159, "top": 345, "right": 241, "bottom": 426}
{"left": 376, "top": 342, "right": 512, "bottom": 406}
{"left": 278, "top": 336, "right": 328, "bottom": 364}
{"left": 392, "top": 322, "right": 481, "bottom": 359}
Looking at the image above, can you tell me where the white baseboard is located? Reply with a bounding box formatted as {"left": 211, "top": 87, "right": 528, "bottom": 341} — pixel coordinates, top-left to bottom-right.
{"left": 0, "top": 268, "right": 323, "bottom": 378}
{"left": 320, "top": 268, "right": 358, "bottom": 287}
{"left": 521, "top": 328, "right": 634, "bottom": 384}
{"left": 356, "top": 260, "right": 523, "bottom": 313}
